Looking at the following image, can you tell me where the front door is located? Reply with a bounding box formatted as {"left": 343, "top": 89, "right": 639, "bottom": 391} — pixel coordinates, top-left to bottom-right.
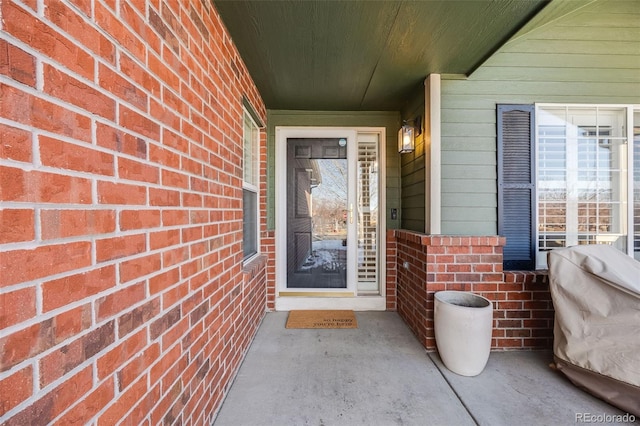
{"left": 286, "top": 138, "right": 351, "bottom": 290}
{"left": 275, "top": 127, "right": 386, "bottom": 311}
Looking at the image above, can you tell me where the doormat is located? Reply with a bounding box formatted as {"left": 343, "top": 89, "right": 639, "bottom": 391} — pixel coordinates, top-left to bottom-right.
{"left": 285, "top": 310, "right": 358, "bottom": 329}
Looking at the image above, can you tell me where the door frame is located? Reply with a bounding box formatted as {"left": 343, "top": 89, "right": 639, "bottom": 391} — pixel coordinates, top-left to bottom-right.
{"left": 275, "top": 126, "right": 386, "bottom": 311}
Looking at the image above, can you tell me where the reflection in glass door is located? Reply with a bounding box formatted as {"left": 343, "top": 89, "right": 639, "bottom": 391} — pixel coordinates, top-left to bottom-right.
{"left": 286, "top": 138, "right": 349, "bottom": 288}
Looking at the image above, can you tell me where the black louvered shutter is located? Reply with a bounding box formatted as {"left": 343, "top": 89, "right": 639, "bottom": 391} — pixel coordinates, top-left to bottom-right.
{"left": 497, "top": 105, "right": 536, "bottom": 270}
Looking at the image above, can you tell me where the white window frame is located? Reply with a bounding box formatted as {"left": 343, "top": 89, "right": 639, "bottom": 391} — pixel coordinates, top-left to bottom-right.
{"left": 535, "top": 103, "right": 637, "bottom": 269}
{"left": 242, "top": 108, "right": 260, "bottom": 262}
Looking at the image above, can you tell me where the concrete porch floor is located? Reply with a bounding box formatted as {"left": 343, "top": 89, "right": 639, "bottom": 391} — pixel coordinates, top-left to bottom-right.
{"left": 213, "top": 312, "right": 633, "bottom": 426}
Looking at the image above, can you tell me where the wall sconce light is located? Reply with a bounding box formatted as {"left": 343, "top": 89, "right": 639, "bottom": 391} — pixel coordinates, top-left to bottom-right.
{"left": 398, "top": 116, "right": 421, "bottom": 154}
{"left": 398, "top": 124, "right": 414, "bottom": 154}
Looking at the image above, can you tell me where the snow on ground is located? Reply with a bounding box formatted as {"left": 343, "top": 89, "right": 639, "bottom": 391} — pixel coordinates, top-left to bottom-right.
{"left": 301, "top": 238, "right": 346, "bottom": 271}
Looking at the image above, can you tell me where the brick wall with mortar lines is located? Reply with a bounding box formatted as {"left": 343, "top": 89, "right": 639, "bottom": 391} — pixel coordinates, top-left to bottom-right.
{"left": 0, "top": 1, "right": 270, "bottom": 424}
{"left": 390, "top": 230, "right": 553, "bottom": 351}
{"left": 385, "top": 230, "right": 397, "bottom": 311}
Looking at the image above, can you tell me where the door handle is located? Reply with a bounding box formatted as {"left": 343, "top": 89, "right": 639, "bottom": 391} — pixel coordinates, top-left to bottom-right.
{"left": 349, "top": 203, "right": 354, "bottom": 224}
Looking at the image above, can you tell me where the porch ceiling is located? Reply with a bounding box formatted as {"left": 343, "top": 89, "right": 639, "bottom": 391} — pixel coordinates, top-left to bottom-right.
{"left": 213, "top": 0, "right": 549, "bottom": 111}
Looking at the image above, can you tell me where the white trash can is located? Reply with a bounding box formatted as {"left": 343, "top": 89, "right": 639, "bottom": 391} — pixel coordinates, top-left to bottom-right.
{"left": 434, "top": 291, "right": 493, "bottom": 377}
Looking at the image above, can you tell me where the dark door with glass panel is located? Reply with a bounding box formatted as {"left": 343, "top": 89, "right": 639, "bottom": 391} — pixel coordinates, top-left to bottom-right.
{"left": 286, "top": 138, "right": 348, "bottom": 288}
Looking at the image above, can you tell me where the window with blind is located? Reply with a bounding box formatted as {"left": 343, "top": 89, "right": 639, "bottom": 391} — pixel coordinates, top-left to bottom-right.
{"left": 634, "top": 109, "right": 640, "bottom": 261}
{"left": 536, "top": 106, "right": 629, "bottom": 268}
{"left": 498, "top": 104, "right": 638, "bottom": 270}
{"left": 243, "top": 109, "right": 260, "bottom": 260}
{"left": 357, "top": 136, "right": 379, "bottom": 292}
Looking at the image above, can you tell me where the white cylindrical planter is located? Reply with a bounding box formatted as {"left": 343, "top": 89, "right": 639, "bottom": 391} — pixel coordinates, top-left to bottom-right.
{"left": 434, "top": 291, "right": 493, "bottom": 377}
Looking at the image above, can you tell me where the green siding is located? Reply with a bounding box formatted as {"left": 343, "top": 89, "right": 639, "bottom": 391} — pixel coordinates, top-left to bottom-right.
{"left": 399, "top": 95, "right": 427, "bottom": 232}
{"left": 266, "top": 110, "right": 401, "bottom": 230}
{"left": 399, "top": 136, "right": 426, "bottom": 232}
{"left": 437, "top": 0, "right": 640, "bottom": 235}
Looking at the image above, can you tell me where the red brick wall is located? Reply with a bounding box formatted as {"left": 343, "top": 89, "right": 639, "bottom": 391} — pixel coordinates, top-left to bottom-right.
{"left": 390, "top": 230, "right": 553, "bottom": 350}
{"left": 386, "top": 230, "right": 398, "bottom": 311}
{"left": 0, "top": 1, "right": 268, "bottom": 424}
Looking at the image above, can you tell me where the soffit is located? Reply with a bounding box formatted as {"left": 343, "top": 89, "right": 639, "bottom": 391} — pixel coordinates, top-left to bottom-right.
{"left": 214, "top": 0, "right": 549, "bottom": 111}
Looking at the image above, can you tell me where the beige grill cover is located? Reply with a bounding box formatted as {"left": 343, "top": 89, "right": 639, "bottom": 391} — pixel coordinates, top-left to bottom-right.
{"left": 548, "top": 245, "right": 640, "bottom": 416}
